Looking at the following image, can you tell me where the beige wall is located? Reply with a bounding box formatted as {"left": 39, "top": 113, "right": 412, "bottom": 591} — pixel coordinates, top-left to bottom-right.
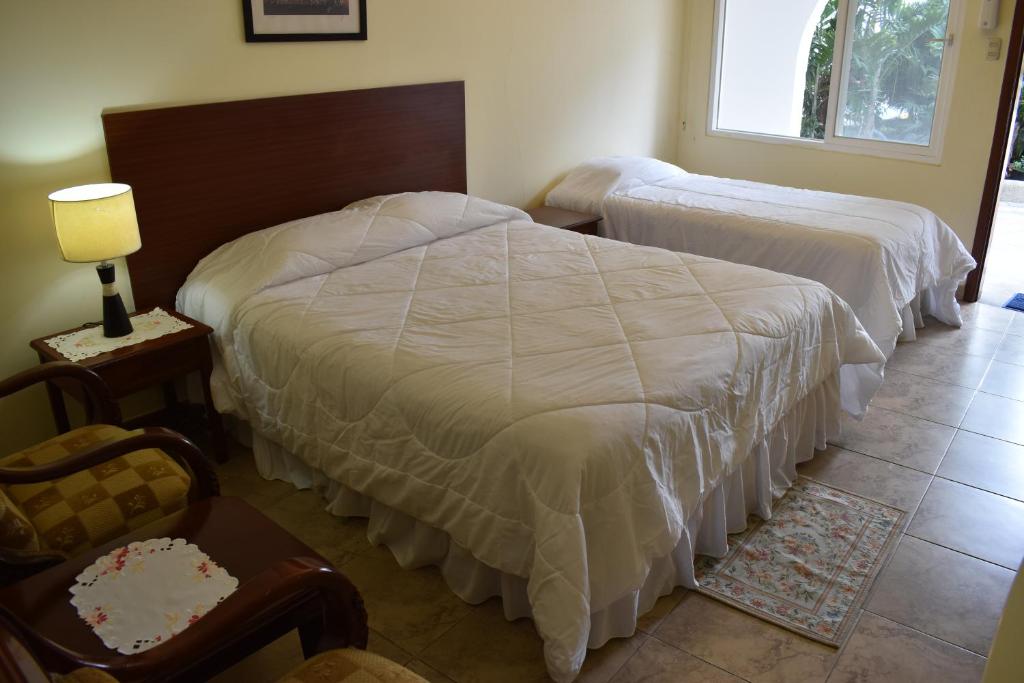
{"left": 678, "top": 0, "right": 1013, "bottom": 249}
{"left": 0, "top": 0, "right": 685, "bottom": 453}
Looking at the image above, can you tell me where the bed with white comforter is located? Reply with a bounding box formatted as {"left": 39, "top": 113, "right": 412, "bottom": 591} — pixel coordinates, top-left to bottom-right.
{"left": 547, "top": 157, "right": 977, "bottom": 410}
{"left": 178, "top": 192, "right": 882, "bottom": 682}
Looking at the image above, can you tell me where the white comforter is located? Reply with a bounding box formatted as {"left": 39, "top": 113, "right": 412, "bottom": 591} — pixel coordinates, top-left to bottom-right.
{"left": 177, "top": 192, "right": 882, "bottom": 681}
{"left": 547, "top": 157, "right": 976, "bottom": 410}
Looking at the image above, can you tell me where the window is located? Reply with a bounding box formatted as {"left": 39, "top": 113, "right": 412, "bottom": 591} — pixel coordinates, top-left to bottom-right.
{"left": 710, "top": 0, "right": 960, "bottom": 161}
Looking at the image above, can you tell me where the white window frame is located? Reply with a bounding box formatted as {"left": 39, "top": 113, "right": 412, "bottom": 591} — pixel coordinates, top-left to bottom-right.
{"left": 707, "top": 0, "right": 964, "bottom": 165}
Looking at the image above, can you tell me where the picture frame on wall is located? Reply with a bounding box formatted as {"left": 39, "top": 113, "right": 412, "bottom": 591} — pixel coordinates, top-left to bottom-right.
{"left": 243, "top": 0, "right": 367, "bottom": 42}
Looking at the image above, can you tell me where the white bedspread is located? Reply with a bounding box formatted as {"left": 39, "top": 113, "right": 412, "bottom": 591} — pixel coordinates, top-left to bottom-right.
{"left": 177, "top": 192, "right": 882, "bottom": 681}
{"left": 547, "top": 157, "right": 977, "bottom": 411}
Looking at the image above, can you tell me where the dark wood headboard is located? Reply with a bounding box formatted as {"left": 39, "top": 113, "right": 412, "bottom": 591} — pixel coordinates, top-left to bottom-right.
{"left": 102, "top": 81, "right": 467, "bottom": 310}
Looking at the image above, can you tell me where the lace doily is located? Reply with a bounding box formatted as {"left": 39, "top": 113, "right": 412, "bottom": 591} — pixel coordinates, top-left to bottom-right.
{"left": 69, "top": 538, "right": 238, "bottom": 654}
{"left": 45, "top": 308, "right": 192, "bottom": 361}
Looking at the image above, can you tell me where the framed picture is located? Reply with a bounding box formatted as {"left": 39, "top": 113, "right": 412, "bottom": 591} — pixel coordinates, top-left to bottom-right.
{"left": 243, "top": 0, "right": 367, "bottom": 42}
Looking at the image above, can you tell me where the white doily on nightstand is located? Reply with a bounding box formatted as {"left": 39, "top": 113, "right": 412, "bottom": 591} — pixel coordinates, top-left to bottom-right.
{"left": 69, "top": 538, "right": 238, "bottom": 654}
{"left": 45, "top": 308, "right": 192, "bottom": 361}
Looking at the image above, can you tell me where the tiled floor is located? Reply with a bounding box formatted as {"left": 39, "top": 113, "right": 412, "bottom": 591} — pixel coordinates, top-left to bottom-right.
{"left": 212, "top": 302, "right": 1024, "bottom": 683}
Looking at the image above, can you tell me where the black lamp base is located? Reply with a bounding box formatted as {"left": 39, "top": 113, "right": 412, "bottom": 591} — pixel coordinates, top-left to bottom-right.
{"left": 96, "top": 262, "right": 133, "bottom": 338}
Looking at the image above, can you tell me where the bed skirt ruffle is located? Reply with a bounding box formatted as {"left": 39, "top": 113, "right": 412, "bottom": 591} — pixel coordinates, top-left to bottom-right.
{"left": 842, "top": 278, "right": 964, "bottom": 419}
{"left": 248, "top": 373, "right": 842, "bottom": 681}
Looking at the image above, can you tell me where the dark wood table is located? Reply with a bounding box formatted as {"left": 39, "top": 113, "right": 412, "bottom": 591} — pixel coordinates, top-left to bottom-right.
{"left": 0, "top": 497, "right": 366, "bottom": 682}
{"left": 29, "top": 308, "right": 228, "bottom": 461}
{"left": 526, "top": 206, "right": 603, "bottom": 236}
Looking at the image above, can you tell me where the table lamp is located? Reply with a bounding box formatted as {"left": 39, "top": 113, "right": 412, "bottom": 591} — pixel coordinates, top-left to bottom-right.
{"left": 48, "top": 183, "right": 141, "bottom": 338}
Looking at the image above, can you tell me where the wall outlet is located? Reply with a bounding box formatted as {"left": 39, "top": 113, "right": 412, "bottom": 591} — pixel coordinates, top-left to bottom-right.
{"left": 987, "top": 37, "right": 1003, "bottom": 61}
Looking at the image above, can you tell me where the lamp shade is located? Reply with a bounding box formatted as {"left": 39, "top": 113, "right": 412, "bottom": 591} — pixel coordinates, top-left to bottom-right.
{"left": 48, "top": 183, "right": 141, "bottom": 263}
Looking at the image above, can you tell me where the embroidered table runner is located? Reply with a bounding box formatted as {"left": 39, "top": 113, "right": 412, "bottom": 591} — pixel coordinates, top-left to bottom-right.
{"left": 69, "top": 538, "right": 238, "bottom": 654}
{"left": 45, "top": 308, "right": 192, "bottom": 361}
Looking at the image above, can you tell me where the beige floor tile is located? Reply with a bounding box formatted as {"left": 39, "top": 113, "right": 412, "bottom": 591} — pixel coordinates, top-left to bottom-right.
{"left": 994, "top": 330, "right": 1024, "bottom": 366}
{"left": 341, "top": 554, "right": 472, "bottom": 654}
{"left": 937, "top": 430, "right": 1024, "bottom": 501}
{"left": 210, "top": 631, "right": 305, "bottom": 683}
{"left": 979, "top": 359, "right": 1024, "bottom": 402}
{"left": 887, "top": 343, "right": 992, "bottom": 389}
{"left": 907, "top": 478, "right": 1024, "bottom": 570}
{"left": 831, "top": 407, "right": 955, "bottom": 474}
{"left": 1009, "top": 313, "right": 1024, "bottom": 336}
{"left": 865, "top": 536, "right": 1014, "bottom": 655}
{"left": 914, "top": 325, "right": 1005, "bottom": 358}
{"left": 215, "top": 454, "right": 297, "bottom": 509}
{"left": 367, "top": 629, "right": 417, "bottom": 665}
{"left": 417, "top": 599, "right": 549, "bottom": 682}
{"left": 611, "top": 637, "right": 743, "bottom": 682}
{"left": 958, "top": 303, "right": 1015, "bottom": 333}
{"left": 654, "top": 593, "right": 836, "bottom": 683}
{"left": 827, "top": 612, "right": 986, "bottom": 683}
{"left": 798, "top": 446, "right": 931, "bottom": 512}
{"left": 635, "top": 588, "right": 686, "bottom": 634}
{"left": 577, "top": 634, "right": 649, "bottom": 683}
{"left": 870, "top": 368, "right": 975, "bottom": 426}
{"left": 262, "top": 490, "right": 374, "bottom": 565}
{"left": 961, "top": 392, "right": 1024, "bottom": 446}
{"left": 406, "top": 659, "right": 457, "bottom": 682}
{"left": 418, "top": 598, "right": 645, "bottom": 683}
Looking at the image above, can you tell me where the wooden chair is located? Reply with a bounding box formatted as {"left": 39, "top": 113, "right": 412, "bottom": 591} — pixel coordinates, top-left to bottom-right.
{"left": 0, "top": 362, "right": 218, "bottom": 584}
{"left": 0, "top": 557, "right": 425, "bottom": 682}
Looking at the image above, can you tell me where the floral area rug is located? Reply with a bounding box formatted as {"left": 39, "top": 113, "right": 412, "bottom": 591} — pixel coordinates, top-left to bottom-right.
{"left": 694, "top": 478, "right": 904, "bottom": 647}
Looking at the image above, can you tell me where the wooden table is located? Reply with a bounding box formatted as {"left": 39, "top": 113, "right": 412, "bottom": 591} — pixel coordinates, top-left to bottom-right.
{"left": 0, "top": 497, "right": 367, "bottom": 682}
{"left": 526, "top": 206, "right": 603, "bottom": 236}
{"left": 29, "top": 309, "right": 228, "bottom": 461}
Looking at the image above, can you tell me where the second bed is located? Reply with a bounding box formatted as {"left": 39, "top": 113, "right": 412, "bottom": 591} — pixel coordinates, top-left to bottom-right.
{"left": 546, "top": 157, "right": 977, "bottom": 409}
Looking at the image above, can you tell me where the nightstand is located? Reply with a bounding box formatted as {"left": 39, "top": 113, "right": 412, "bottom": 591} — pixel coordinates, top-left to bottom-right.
{"left": 526, "top": 206, "right": 603, "bottom": 236}
{"left": 29, "top": 309, "right": 228, "bottom": 462}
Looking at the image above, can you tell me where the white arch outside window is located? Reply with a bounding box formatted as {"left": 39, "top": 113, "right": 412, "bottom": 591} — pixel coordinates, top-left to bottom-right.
{"left": 709, "top": 0, "right": 963, "bottom": 164}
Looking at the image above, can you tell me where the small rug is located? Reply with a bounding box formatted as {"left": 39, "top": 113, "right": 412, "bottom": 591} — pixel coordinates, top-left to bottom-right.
{"left": 1005, "top": 293, "right": 1024, "bottom": 313}
{"left": 693, "top": 478, "right": 904, "bottom": 647}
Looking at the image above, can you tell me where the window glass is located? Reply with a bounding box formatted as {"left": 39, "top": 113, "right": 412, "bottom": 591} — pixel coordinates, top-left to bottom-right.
{"left": 713, "top": 0, "right": 956, "bottom": 156}
{"left": 836, "top": 0, "right": 952, "bottom": 146}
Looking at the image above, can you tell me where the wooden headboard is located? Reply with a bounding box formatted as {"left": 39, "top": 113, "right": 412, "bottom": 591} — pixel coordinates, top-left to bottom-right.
{"left": 102, "top": 81, "right": 467, "bottom": 310}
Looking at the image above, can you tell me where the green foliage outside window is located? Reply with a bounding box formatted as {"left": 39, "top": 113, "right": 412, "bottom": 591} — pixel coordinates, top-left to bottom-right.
{"left": 802, "top": 0, "right": 838, "bottom": 139}
{"left": 1007, "top": 85, "right": 1024, "bottom": 178}
{"left": 801, "top": 0, "right": 949, "bottom": 145}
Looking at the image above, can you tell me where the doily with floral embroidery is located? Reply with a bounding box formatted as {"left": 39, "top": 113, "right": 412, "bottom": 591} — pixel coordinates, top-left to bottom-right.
{"left": 69, "top": 538, "right": 238, "bottom": 654}
{"left": 45, "top": 308, "right": 192, "bottom": 361}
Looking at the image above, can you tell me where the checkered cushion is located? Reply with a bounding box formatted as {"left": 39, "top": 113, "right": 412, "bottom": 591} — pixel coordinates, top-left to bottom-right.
{"left": 0, "top": 425, "right": 191, "bottom": 558}
{"left": 280, "top": 649, "right": 427, "bottom": 683}
{"left": 57, "top": 669, "right": 119, "bottom": 683}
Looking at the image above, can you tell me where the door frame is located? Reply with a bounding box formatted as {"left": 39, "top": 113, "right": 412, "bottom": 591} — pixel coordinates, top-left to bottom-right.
{"left": 965, "top": 0, "right": 1024, "bottom": 302}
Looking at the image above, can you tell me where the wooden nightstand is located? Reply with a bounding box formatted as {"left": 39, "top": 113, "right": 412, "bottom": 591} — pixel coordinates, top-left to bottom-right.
{"left": 526, "top": 206, "right": 603, "bottom": 236}
{"left": 29, "top": 309, "right": 228, "bottom": 461}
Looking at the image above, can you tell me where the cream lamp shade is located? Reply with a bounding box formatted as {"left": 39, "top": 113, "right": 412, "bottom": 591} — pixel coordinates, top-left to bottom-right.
{"left": 48, "top": 183, "right": 141, "bottom": 263}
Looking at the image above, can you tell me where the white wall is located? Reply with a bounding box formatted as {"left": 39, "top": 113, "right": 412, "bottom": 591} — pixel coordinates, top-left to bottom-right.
{"left": 717, "top": 0, "right": 824, "bottom": 137}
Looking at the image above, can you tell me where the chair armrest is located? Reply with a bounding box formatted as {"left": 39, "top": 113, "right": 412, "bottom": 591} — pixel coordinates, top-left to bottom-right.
{"left": 0, "top": 427, "right": 218, "bottom": 501}
{"left": 0, "top": 362, "right": 120, "bottom": 426}
{"left": 8, "top": 557, "right": 368, "bottom": 681}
